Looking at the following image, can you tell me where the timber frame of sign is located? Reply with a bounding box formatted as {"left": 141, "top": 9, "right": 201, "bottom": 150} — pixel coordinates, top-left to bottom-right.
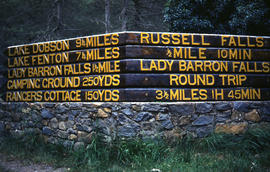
{"left": 4, "top": 31, "right": 270, "bottom": 102}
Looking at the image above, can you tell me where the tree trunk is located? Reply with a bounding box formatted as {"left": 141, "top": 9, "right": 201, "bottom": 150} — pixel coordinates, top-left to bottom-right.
{"left": 133, "top": 0, "right": 142, "bottom": 31}
{"left": 56, "top": 0, "right": 63, "bottom": 30}
{"left": 105, "top": 0, "right": 111, "bottom": 33}
{"left": 53, "top": 0, "right": 64, "bottom": 33}
{"left": 121, "top": 0, "right": 128, "bottom": 31}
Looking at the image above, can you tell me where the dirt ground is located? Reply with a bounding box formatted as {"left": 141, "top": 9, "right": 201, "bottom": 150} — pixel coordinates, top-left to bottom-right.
{"left": 0, "top": 153, "right": 68, "bottom": 172}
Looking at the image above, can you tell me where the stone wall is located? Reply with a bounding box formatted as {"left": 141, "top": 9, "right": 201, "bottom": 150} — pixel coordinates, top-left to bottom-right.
{"left": 0, "top": 102, "right": 269, "bottom": 148}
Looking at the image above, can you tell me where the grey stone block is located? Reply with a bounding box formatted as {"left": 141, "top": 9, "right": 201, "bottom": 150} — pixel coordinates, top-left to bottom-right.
{"left": 135, "top": 112, "right": 153, "bottom": 122}
{"left": 41, "top": 109, "right": 53, "bottom": 119}
{"left": 169, "top": 104, "right": 194, "bottom": 115}
{"left": 196, "top": 103, "right": 213, "bottom": 114}
{"left": 118, "top": 124, "right": 140, "bottom": 137}
{"left": 56, "top": 104, "right": 68, "bottom": 113}
{"left": 142, "top": 105, "right": 166, "bottom": 112}
{"left": 42, "top": 127, "right": 53, "bottom": 136}
{"left": 233, "top": 102, "right": 250, "bottom": 113}
{"left": 121, "top": 108, "right": 134, "bottom": 117}
{"left": 192, "top": 115, "right": 214, "bottom": 126}
{"left": 117, "top": 114, "right": 131, "bottom": 125}
{"left": 157, "top": 113, "right": 169, "bottom": 121}
{"left": 49, "top": 118, "right": 58, "bottom": 129}
{"left": 57, "top": 130, "right": 69, "bottom": 139}
{"left": 215, "top": 103, "right": 232, "bottom": 111}
{"left": 161, "top": 120, "right": 174, "bottom": 130}
{"left": 216, "top": 110, "right": 231, "bottom": 122}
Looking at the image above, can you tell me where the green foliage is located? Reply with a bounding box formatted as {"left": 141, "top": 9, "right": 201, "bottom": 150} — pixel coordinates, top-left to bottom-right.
{"left": 164, "top": 0, "right": 270, "bottom": 35}
{"left": 1, "top": 126, "right": 270, "bottom": 171}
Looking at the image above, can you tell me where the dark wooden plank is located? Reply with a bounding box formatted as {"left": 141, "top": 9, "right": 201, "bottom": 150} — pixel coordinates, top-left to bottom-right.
{"left": 5, "top": 32, "right": 124, "bottom": 57}
{"left": 4, "top": 88, "right": 270, "bottom": 102}
{"left": 125, "top": 45, "right": 270, "bottom": 61}
{"left": 6, "top": 45, "right": 270, "bottom": 68}
{"left": 5, "top": 32, "right": 270, "bottom": 57}
{"left": 7, "top": 47, "right": 124, "bottom": 68}
{"left": 6, "top": 74, "right": 270, "bottom": 90}
{"left": 6, "top": 74, "right": 121, "bottom": 90}
{"left": 122, "top": 88, "right": 270, "bottom": 101}
{"left": 125, "top": 32, "right": 270, "bottom": 49}
{"left": 6, "top": 59, "right": 270, "bottom": 79}
{"left": 7, "top": 60, "right": 122, "bottom": 79}
{"left": 124, "top": 59, "right": 270, "bottom": 74}
{"left": 122, "top": 74, "right": 270, "bottom": 88}
{"left": 5, "top": 89, "right": 122, "bottom": 102}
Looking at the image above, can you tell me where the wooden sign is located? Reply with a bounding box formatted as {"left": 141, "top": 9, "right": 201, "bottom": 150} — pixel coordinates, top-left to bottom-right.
{"left": 5, "top": 32, "right": 270, "bottom": 57}
{"left": 4, "top": 31, "right": 270, "bottom": 102}
{"left": 7, "top": 60, "right": 121, "bottom": 79}
{"left": 5, "top": 88, "right": 270, "bottom": 102}
{"left": 7, "top": 47, "right": 122, "bottom": 68}
{"left": 6, "top": 59, "right": 270, "bottom": 80}
{"left": 126, "top": 59, "right": 270, "bottom": 74}
{"left": 125, "top": 32, "right": 270, "bottom": 48}
{"left": 6, "top": 46, "right": 270, "bottom": 69}
{"left": 6, "top": 33, "right": 121, "bottom": 57}
{"left": 125, "top": 45, "right": 270, "bottom": 61}
{"left": 6, "top": 74, "right": 270, "bottom": 90}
